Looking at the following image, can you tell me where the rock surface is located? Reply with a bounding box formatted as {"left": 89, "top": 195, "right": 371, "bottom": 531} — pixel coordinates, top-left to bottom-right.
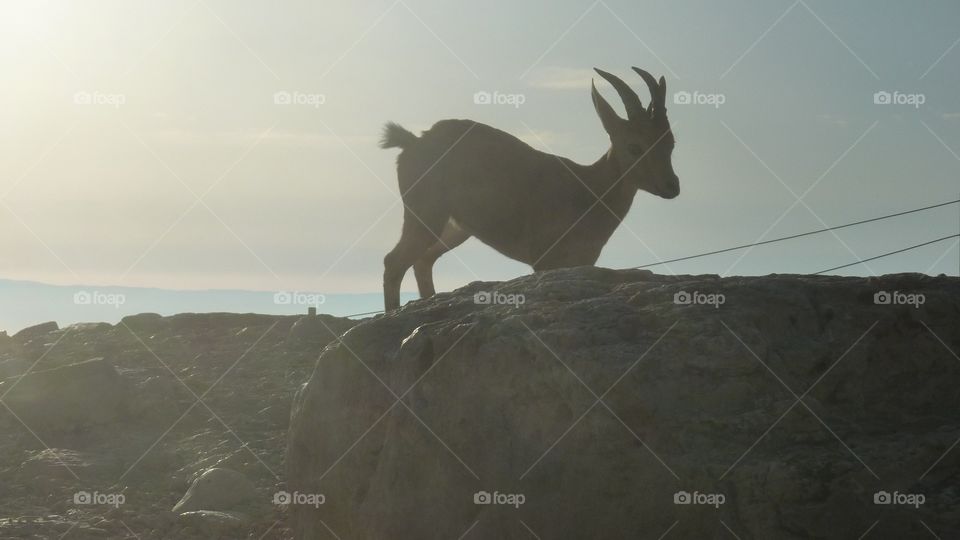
{"left": 288, "top": 268, "right": 960, "bottom": 539}
{"left": 172, "top": 468, "right": 257, "bottom": 514}
{"left": 0, "top": 311, "right": 359, "bottom": 539}
{"left": 0, "top": 357, "right": 133, "bottom": 438}
{"left": 177, "top": 510, "right": 250, "bottom": 535}
{"left": 13, "top": 320, "right": 59, "bottom": 340}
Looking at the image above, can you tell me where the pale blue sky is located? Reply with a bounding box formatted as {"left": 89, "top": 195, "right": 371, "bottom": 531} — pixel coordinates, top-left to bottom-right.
{"left": 1, "top": 0, "right": 958, "bottom": 297}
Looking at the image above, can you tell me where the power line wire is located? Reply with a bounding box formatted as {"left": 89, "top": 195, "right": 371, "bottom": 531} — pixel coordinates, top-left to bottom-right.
{"left": 632, "top": 199, "right": 959, "bottom": 269}
{"left": 813, "top": 234, "right": 959, "bottom": 275}
{"left": 344, "top": 309, "right": 384, "bottom": 318}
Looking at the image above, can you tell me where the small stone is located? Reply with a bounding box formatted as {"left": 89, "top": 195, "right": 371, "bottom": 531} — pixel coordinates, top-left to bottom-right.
{"left": 172, "top": 468, "right": 257, "bottom": 514}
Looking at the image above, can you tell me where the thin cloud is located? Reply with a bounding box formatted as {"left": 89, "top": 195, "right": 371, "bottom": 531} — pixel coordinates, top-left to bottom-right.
{"left": 515, "top": 129, "right": 571, "bottom": 149}
{"left": 148, "top": 129, "right": 377, "bottom": 148}
{"left": 527, "top": 67, "right": 595, "bottom": 90}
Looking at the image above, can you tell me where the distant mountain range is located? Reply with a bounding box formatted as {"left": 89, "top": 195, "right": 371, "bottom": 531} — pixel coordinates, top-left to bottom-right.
{"left": 0, "top": 278, "right": 416, "bottom": 335}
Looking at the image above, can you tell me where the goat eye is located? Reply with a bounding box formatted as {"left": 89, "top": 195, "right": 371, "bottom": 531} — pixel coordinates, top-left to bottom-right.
{"left": 627, "top": 143, "right": 645, "bottom": 155}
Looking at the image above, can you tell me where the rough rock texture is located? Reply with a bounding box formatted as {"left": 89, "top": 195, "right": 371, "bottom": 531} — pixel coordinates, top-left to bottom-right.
{"left": 0, "top": 311, "right": 359, "bottom": 539}
{"left": 172, "top": 468, "right": 258, "bottom": 514}
{"left": 0, "top": 357, "right": 133, "bottom": 438}
{"left": 288, "top": 268, "right": 960, "bottom": 539}
{"left": 13, "top": 320, "right": 59, "bottom": 340}
{"left": 287, "top": 314, "right": 358, "bottom": 346}
{"left": 177, "top": 510, "right": 250, "bottom": 535}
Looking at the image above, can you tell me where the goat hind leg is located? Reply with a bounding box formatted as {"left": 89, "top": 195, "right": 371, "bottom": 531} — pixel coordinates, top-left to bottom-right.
{"left": 384, "top": 218, "right": 444, "bottom": 311}
{"left": 413, "top": 221, "right": 471, "bottom": 299}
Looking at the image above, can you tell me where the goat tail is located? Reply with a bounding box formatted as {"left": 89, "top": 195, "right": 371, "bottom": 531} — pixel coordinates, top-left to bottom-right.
{"left": 379, "top": 122, "right": 418, "bottom": 150}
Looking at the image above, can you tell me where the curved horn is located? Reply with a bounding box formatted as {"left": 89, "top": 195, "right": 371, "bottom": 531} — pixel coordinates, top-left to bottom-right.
{"left": 591, "top": 78, "right": 621, "bottom": 134}
{"left": 593, "top": 68, "right": 644, "bottom": 120}
{"left": 632, "top": 67, "right": 665, "bottom": 116}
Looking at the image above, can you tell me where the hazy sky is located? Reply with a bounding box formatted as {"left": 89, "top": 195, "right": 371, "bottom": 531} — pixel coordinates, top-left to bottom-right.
{"left": 1, "top": 0, "right": 958, "bottom": 295}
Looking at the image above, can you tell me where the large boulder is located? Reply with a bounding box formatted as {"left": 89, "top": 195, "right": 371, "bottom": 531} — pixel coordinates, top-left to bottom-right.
{"left": 119, "top": 312, "right": 165, "bottom": 332}
{"left": 13, "top": 321, "right": 59, "bottom": 340}
{"left": 288, "top": 268, "right": 960, "bottom": 539}
{"left": 0, "top": 357, "right": 133, "bottom": 436}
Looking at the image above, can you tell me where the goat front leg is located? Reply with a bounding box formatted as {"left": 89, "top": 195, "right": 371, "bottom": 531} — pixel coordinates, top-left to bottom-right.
{"left": 382, "top": 252, "right": 404, "bottom": 311}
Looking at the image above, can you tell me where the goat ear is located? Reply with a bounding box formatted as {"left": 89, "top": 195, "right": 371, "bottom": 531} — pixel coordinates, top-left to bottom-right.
{"left": 591, "top": 79, "right": 621, "bottom": 135}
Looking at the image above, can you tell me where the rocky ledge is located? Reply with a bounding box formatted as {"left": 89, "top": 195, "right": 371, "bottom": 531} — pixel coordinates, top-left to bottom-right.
{"left": 288, "top": 268, "right": 960, "bottom": 539}
{"left": 0, "top": 311, "right": 357, "bottom": 539}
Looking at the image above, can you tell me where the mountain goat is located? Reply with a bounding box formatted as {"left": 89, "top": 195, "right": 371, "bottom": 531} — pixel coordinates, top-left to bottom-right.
{"left": 380, "top": 67, "right": 678, "bottom": 310}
